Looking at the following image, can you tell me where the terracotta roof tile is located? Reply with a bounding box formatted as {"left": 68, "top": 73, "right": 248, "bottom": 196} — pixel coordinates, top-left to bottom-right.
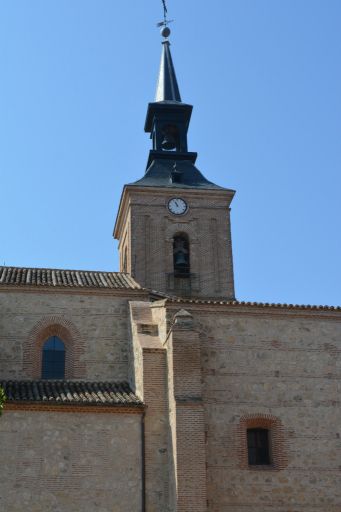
{"left": 148, "top": 291, "right": 341, "bottom": 312}
{"left": 0, "top": 266, "right": 141, "bottom": 290}
{"left": 0, "top": 380, "right": 143, "bottom": 407}
{"left": 164, "top": 297, "right": 341, "bottom": 312}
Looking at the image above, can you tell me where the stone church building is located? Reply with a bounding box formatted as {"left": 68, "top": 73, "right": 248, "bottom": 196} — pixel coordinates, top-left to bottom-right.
{"left": 0, "top": 29, "right": 340, "bottom": 512}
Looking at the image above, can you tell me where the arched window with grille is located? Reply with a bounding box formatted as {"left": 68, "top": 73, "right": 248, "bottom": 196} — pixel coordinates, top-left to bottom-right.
{"left": 41, "top": 336, "right": 66, "bottom": 379}
{"left": 173, "top": 233, "right": 190, "bottom": 277}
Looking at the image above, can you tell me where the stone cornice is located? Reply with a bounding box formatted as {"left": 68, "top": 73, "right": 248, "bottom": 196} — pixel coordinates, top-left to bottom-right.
{"left": 4, "top": 403, "right": 144, "bottom": 414}
{"left": 0, "top": 286, "right": 148, "bottom": 299}
{"left": 123, "top": 184, "right": 235, "bottom": 200}
{"left": 113, "top": 184, "right": 235, "bottom": 239}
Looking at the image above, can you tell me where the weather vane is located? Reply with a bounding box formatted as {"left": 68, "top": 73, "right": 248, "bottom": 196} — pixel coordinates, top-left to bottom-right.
{"left": 157, "top": 0, "right": 174, "bottom": 38}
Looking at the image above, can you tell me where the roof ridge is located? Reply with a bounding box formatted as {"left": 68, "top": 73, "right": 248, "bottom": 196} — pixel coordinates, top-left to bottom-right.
{"left": 0, "top": 266, "right": 143, "bottom": 290}
{"left": 145, "top": 288, "right": 341, "bottom": 310}
{"left": 0, "top": 265, "right": 131, "bottom": 275}
{"left": 163, "top": 297, "right": 341, "bottom": 311}
{"left": 1, "top": 379, "right": 132, "bottom": 384}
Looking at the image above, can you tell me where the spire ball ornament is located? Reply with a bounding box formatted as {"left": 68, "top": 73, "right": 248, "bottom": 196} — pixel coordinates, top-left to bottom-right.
{"left": 157, "top": 0, "right": 173, "bottom": 38}
{"left": 161, "top": 25, "right": 171, "bottom": 38}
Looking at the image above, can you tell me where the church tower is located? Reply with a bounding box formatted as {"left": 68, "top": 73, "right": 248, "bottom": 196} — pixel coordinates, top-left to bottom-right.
{"left": 114, "top": 27, "right": 235, "bottom": 299}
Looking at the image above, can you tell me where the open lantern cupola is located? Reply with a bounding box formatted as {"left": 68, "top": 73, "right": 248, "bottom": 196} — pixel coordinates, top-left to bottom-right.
{"left": 144, "top": 37, "right": 197, "bottom": 169}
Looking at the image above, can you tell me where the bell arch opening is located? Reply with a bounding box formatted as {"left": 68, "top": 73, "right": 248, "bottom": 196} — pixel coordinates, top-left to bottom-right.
{"left": 161, "top": 124, "right": 180, "bottom": 151}
{"left": 173, "top": 233, "right": 190, "bottom": 278}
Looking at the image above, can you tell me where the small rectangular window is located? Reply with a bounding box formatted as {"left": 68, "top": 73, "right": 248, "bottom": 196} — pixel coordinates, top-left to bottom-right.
{"left": 247, "top": 428, "right": 271, "bottom": 466}
{"left": 137, "top": 324, "right": 159, "bottom": 336}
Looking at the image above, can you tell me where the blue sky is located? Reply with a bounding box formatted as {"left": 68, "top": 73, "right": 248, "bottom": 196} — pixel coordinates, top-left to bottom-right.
{"left": 0, "top": 1, "right": 340, "bottom": 305}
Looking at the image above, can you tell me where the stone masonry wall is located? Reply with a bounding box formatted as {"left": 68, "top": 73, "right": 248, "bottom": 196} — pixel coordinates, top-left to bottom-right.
{"left": 193, "top": 307, "right": 341, "bottom": 512}
{"left": 0, "top": 289, "right": 143, "bottom": 381}
{"left": 0, "top": 410, "right": 142, "bottom": 512}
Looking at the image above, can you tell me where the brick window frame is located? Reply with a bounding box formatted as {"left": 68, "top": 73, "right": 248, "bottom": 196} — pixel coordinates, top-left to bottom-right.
{"left": 236, "top": 414, "right": 288, "bottom": 470}
{"left": 23, "top": 316, "right": 86, "bottom": 379}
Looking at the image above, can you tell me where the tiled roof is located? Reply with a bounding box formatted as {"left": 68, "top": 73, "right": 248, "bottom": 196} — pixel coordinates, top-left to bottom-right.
{"left": 0, "top": 380, "right": 143, "bottom": 408}
{"left": 149, "top": 291, "right": 341, "bottom": 312}
{"left": 164, "top": 297, "right": 341, "bottom": 312}
{"left": 0, "top": 266, "right": 141, "bottom": 290}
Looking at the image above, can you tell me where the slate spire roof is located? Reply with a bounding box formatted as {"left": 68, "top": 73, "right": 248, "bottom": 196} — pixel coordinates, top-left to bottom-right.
{"left": 155, "top": 40, "right": 182, "bottom": 102}
{"left": 131, "top": 159, "right": 227, "bottom": 190}
{"left": 129, "top": 28, "right": 227, "bottom": 192}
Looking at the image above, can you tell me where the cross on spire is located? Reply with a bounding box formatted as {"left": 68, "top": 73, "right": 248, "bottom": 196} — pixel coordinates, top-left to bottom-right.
{"left": 157, "top": 0, "right": 174, "bottom": 32}
{"left": 162, "top": 0, "right": 168, "bottom": 24}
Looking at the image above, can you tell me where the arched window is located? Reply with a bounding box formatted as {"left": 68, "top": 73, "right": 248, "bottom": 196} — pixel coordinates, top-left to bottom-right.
{"left": 173, "top": 233, "right": 190, "bottom": 277}
{"left": 41, "top": 336, "right": 66, "bottom": 379}
{"left": 247, "top": 428, "right": 271, "bottom": 466}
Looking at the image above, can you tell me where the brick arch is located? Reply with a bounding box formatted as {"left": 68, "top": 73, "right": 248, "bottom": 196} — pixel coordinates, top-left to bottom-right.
{"left": 236, "top": 413, "right": 288, "bottom": 470}
{"left": 164, "top": 221, "right": 199, "bottom": 244}
{"left": 165, "top": 222, "right": 201, "bottom": 277}
{"left": 23, "top": 316, "right": 86, "bottom": 379}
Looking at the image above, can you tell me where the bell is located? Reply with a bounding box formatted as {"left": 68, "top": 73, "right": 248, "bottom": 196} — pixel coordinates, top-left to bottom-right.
{"left": 174, "top": 252, "right": 187, "bottom": 266}
{"left": 161, "top": 133, "right": 177, "bottom": 151}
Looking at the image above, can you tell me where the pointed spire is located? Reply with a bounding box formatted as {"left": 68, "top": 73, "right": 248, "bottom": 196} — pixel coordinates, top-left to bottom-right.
{"left": 155, "top": 38, "right": 182, "bottom": 102}
{"left": 134, "top": 15, "right": 224, "bottom": 189}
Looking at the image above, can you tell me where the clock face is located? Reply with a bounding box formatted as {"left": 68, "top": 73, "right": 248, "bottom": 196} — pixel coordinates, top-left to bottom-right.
{"left": 168, "top": 198, "right": 188, "bottom": 215}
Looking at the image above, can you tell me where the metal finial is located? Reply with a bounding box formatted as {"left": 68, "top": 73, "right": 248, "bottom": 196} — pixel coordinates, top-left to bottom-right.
{"left": 162, "top": 0, "right": 168, "bottom": 23}
{"left": 156, "top": 0, "right": 174, "bottom": 39}
{"left": 161, "top": 25, "right": 171, "bottom": 38}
